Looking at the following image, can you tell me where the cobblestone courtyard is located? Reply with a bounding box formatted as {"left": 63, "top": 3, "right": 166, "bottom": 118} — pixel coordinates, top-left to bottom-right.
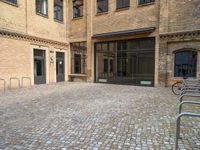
{"left": 0, "top": 82, "right": 199, "bottom": 150}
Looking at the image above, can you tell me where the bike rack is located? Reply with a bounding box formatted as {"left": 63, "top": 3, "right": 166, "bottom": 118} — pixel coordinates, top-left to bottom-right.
{"left": 179, "top": 93, "right": 200, "bottom": 103}
{"left": 175, "top": 112, "right": 200, "bottom": 150}
{"left": 21, "top": 77, "right": 31, "bottom": 88}
{"left": 0, "top": 78, "right": 6, "bottom": 92}
{"left": 10, "top": 77, "right": 20, "bottom": 89}
{"left": 179, "top": 101, "right": 200, "bottom": 114}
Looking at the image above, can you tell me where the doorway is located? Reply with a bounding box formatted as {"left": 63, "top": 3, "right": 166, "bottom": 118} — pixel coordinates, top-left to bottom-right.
{"left": 56, "top": 52, "right": 65, "bottom": 82}
{"left": 34, "top": 49, "right": 46, "bottom": 84}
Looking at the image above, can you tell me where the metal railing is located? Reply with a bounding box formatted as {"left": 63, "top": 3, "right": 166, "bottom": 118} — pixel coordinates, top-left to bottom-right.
{"left": 10, "top": 77, "right": 20, "bottom": 89}
{"left": 21, "top": 77, "right": 31, "bottom": 88}
{"left": 0, "top": 78, "right": 6, "bottom": 92}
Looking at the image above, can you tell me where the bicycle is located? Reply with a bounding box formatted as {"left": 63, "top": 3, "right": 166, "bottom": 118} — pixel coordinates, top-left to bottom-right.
{"left": 172, "top": 77, "right": 200, "bottom": 95}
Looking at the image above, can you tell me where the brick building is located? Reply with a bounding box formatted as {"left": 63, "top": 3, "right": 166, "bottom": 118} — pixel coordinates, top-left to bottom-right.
{"left": 0, "top": 0, "right": 199, "bottom": 90}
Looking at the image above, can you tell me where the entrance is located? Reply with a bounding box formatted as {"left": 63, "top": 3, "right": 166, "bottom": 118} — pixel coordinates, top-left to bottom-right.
{"left": 95, "top": 38, "right": 155, "bottom": 86}
{"left": 56, "top": 52, "right": 65, "bottom": 82}
{"left": 34, "top": 49, "right": 46, "bottom": 84}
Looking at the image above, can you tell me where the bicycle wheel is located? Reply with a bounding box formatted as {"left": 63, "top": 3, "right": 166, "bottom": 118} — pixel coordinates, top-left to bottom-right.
{"left": 172, "top": 82, "right": 183, "bottom": 95}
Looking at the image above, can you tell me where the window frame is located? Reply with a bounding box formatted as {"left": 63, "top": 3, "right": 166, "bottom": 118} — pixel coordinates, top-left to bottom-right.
{"left": 138, "top": 0, "right": 155, "bottom": 6}
{"left": 71, "top": 42, "right": 87, "bottom": 75}
{"left": 97, "top": 0, "right": 108, "bottom": 14}
{"left": 0, "top": 0, "right": 18, "bottom": 6}
{"left": 54, "top": 0, "right": 63, "bottom": 22}
{"left": 73, "top": 0, "right": 84, "bottom": 19}
{"left": 36, "top": 0, "right": 48, "bottom": 17}
{"left": 173, "top": 50, "right": 197, "bottom": 78}
{"left": 116, "top": 0, "right": 130, "bottom": 10}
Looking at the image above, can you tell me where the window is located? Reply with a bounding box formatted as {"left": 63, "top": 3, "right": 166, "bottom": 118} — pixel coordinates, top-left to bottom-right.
{"left": 97, "top": 0, "right": 108, "bottom": 13}
{"left": 116, "top": 0, "right": 130, "bottom": 9}
{"left": 36, "top": 0, "right": 48, "bottom": 15}
{"left": 138, "top": 0, "right": 155, "bottom": 5}
{"left": 5, "top": 0, "right": 17, "bottom": 4}
{"left": 74, "top": 54, "right": 82, "bottom": 74}
{"left": 54, "top": 0, "right": 63, "bottom": 21}
{"left": 71, "top": 42, "right": 87, "bottom": 74}
{"left": 73, "top": 0, "right": 83, "bottom": 18}
{"left": 174, "top": 51, "right": 197, "bottom": 77}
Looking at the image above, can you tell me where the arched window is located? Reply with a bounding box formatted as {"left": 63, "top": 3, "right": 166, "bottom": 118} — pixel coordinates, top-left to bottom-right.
{"left": 174, "top": 50, "right": 197, "bottom": 77}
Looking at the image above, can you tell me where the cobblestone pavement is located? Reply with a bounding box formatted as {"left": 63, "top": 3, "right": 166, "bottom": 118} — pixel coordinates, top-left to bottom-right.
{"left": 0, "top": 82, "right": 199, "bottom": 150}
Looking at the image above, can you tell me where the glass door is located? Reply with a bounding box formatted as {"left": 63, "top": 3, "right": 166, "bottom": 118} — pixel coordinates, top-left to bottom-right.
{"left": 34, "top": 49, "right": 46, "bottom": 84}
{"left": 56, "top": 52, "right": 65, "bottom": 82}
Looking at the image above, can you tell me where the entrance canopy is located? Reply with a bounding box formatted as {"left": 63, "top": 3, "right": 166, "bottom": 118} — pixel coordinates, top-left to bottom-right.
{"left": 92, "top": 27, "right": 156, "bottom": 39}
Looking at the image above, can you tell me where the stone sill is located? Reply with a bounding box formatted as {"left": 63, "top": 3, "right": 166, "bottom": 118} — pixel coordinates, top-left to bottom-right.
{"left": 54, "top": 19, "right": 64, "bottom": 24}
{"left": 138, "top": 2, "right": 155, "bottom": 7}
{"left": 36, "top": 12, "right": 49, "bottom": 19}
{"left": 72, "top": 16, "right": 83, "bottom": 21}
{"left": 69, "top": 74, "right": 87, "bottom": 77}
{"left": 0, "top": 0, "right": 18, "bottom": 7}
{"left": 115, "top": 6, "right": 130, "bottom": 12}
{"left": 96, "top": 12, "right": 108, "bottom": 16}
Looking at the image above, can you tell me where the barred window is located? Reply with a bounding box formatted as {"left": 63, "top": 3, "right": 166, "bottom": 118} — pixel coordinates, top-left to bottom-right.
{"left": 54, "top": 0, "right": 63, "bottom": 21}
{"left": 73, "top": 0, "right": 83, "bottom": 18}
{"left": 116, "top": 0, "right": 130, "bottom": 9}
{"left": 71, "top": 42, "right": 87, "bottom": 74}
{"left": 97, "top": 0, "right": 108, "bottom": 13}
{"left": 36, "top": 0, "right": 48, "bottom": 15}
{"left": 138, "top": 0, "right": 155, "bottom": 5}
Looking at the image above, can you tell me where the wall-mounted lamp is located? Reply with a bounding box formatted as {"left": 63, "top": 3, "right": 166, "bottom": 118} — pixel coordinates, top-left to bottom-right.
{"left": 50, "top": 56, "right": 54, "bottom": 63}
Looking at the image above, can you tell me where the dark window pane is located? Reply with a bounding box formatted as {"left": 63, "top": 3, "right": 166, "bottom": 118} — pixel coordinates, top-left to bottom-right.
{"left": 6, "top": 0, "right": 17, "bottom": 4}
{"left": 174, "top": 51, "right": 197, "bottom": 77}
{"left": 54, "top": 0, "right": 63, "bottom": 21}
{"left": 110, "top": 59, "right": 113, "bottom": 72}
{"left": 36, "top": 0, "right": 48, "bottom": 15}
{"left": 116, "top": 0, "right": 130, "bottom": 9}
{"left": 74, "top": 54, "right": 81, "bottom": 74}
{"left": 104, "top": 59, "right": 108, "bottom": 73}
{"left": 97, "top": 0, "right": 108, "bottom": 13}
{"left": 138, "top": 0, "right": 155, "bottom": 5}
{"left": 73, "top": 0, "right": 83, "bottom": 18}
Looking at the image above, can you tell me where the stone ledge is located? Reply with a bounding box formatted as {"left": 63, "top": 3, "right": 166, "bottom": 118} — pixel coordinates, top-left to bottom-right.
{"left": 160, "top": 30, "right": 200, "bottom": 41}
{"left": 0, "top": 30, "right": 68, "bottom": 48}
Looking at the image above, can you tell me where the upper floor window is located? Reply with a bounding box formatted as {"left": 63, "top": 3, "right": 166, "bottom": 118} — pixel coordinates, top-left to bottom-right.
{"left": 174, "top": 51, "right": 197, "bottom": 77}
{"left": 138, "top": 0, "right": 155, "bottom": 5}
{"left": 116, "top": 0, "right": 130, "bottom": 9}
{"left": 97, "top": 0, "right": 108, "bottom": 13}
{"left": 54, "top": 0, "right": 63, "bottom": 21}
{"left": 73, "top": 0, "right": 83, "bottom": 18}
{"left": 36, "top": 0, "right": 48, "bottom": 16}
{"left": 5, "top": 0, "right": 17, "bottom": 4}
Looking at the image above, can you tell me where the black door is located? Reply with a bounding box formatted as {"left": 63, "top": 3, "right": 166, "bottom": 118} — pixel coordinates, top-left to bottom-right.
{"left": 56, "top": 52, "right": 65, "bottom": 82}
{"left": 34, "top": 49, "right": 46, "bottom": 84}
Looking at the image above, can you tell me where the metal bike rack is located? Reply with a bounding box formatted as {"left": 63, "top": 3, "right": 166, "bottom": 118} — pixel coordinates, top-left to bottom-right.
{"left": 179, "top": 101, "right": 200, "bottom": 114}
{"left": 21, "top": 77, "right": 31, "bottom": 88}
{"left": 175, "top": 112, "right": 200, "bottom": 150}
{"left": 0, "top": 78, "right": 6, "bottom": 92}
{"left": 179, "top": 93, "right": 200, "bottom": 103}
{"left": 10, "top": 77, "right": 20, "bottom": 89}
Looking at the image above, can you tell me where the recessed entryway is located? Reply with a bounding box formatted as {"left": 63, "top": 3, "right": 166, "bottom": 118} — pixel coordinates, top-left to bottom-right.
{"left": 34, "top": 49, "right": 46, "bottom": 84}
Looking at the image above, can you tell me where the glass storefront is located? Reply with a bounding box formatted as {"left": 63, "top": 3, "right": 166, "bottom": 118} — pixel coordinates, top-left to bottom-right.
{"left": 95, "top": 38, "right": 155, "bottom": 86}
